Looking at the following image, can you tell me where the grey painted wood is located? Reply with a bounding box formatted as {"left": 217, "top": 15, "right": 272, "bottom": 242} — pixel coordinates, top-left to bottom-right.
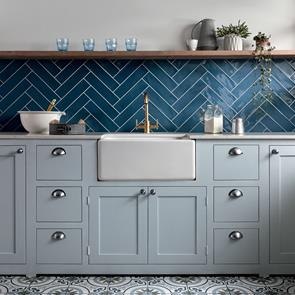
{"left": 36, "top": 145, "right": 82, "bottom": 180}
{"left": 89, "top": 187, "right": 147, "bottom": 264}
{"left": 36, "top": 228, "right": 82, "bottom": 264}
{"left": 214, "top": 145, "right": 259, "bottom": 180}
{"left": 214, "top": 187, "right": 259, "bottom": 222}
{"left": 270, "top": 145, "right": 295, "bottom": 263}
{"left": 148, "top": 187, "right": 207, "bottom": 264}
{"left": 36, "top": 187, "right": 82, "bottom": 222}
{"left": 0, "top": 145, "right": 26, "bottom": 264}
{"left": 214, "top": 228, "right": 259, "bottom": 264}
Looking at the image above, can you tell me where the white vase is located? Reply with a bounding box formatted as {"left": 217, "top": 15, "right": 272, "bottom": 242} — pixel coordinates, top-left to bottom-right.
{"left": 223, "top": 35, "right": 243, "bottom": 51}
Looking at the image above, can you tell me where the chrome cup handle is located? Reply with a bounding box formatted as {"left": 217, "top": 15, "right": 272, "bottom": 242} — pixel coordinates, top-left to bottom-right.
{"left": 51, "top": 231, "right": 66, "bottom": 240}
{"left": 52, "top": 147, "right": 66, "bottom": 156}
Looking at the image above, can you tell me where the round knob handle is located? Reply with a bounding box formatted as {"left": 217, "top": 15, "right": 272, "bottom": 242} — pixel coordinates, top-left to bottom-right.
{"left": 229, "top": 147, "right": 243, "bottom": 156}
{"left": 51, "top": 189, "right": 66, "bottom": 198}
{"left": 51, "top": 231, "right": 66, "bottom": 240}
{"left": 150, "top": 189, "right": 156, "bottom": 195}
{"left": 229, "top": 189, "right": 243, "bottom": 198}
{"left": 51, "top": 147, "right": 66, "bottom": 156}
{"left": 229, "top": 231, "right": 243, "bottom": 240}
{"left": 140, "top": 189, "right": 146, "bottom": 195}
{"left": 17, "top": 148, "right": 24, "bottom": 154}
{"left": 272, "top": 149, "right": 279, "bottom": 155}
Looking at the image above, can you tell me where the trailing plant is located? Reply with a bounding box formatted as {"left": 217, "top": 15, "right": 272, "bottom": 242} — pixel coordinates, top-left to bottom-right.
{"left": 216, "top": 20, "right": 251, "bottom": 38}
{"left": 252, "top": 32, "right": 275, "bottom": 102}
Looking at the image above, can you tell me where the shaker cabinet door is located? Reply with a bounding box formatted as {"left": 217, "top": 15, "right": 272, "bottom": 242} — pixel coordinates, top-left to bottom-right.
{"left": 270, "top": 146, "right": 295, "bottom": 263}
{"left": 0, "top": 145, "right": 26, "bottom": 264}
{"left": 148, "top": 187, "right": 207, "bottom": 264}
{"left": 89, "top": 187, "right": 147, "bottom": 264}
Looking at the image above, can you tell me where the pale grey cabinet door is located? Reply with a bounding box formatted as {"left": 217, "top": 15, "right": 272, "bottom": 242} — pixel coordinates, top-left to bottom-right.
{"left": 270, "top": 146, "right": 295, "bottom": 263}
{"left": 89, "top": 187, "right": 147, "bottom": 264}
{"left": 0, "top": 145, "right": 25, "bottom": 264}
{"left": 148, "top": 187, "right": 207, "bottom": 264}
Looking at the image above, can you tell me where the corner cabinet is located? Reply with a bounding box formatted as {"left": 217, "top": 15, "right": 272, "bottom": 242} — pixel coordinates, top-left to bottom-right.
{"left": 0, "top": 145, "right": 26, "bottom": 264}
{"left": 88, "top": 186, "right": 207, "bottom": 265}
{"left": 270, "top": 145, "right": 295, "bottom": 263}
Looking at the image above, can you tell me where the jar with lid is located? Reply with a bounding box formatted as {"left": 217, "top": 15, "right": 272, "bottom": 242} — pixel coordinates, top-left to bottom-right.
{"left": 204, "top": 105, "right": 223, "bottom": 133}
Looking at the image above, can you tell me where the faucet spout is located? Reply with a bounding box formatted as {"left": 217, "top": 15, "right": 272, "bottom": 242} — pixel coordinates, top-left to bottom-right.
{"left": 136, "top": 92, "right": 159, "bottom": 133}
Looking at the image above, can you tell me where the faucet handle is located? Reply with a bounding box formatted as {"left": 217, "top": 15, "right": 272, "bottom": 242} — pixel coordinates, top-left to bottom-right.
{"left": 135, "top": 119, "right": 144, "bottom": 130}
{"left": 151, "top": 119, "right": 159, "bottom": 130}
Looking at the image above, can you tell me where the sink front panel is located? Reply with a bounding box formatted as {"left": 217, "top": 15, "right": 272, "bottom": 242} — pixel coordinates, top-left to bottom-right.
{"left": 97, "top": 138, "right": 196, "bottom": 180}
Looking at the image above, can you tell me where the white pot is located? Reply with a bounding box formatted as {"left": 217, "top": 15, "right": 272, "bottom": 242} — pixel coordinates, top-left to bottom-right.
{"left": 18, "top": 111, "right": 65, "bottom": 134}
{"left": 224, "top": 35, "right": 243, "bottom": 51}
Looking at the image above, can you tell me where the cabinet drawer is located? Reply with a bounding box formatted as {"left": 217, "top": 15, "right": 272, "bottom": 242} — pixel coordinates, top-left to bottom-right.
{"left": 214, "top": 187, "right": 259, "bottom": 222}
{"left": 36, "top": 145, "right": 82, "bottom": 180}
{"left": 213, "top": 145, "right": 259, "bottom": 180}
{"left": 36, "top": 228, "right": 82, "bottom": 264}
{"left": 214, "top": 228, "right": 259, "bottom": 264}
{"left": 36, "top": 187, "right": 82, "bottom": 222}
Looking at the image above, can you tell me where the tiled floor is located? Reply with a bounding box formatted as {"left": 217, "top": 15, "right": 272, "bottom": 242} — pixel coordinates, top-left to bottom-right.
{"left": 0, "top": 275, "right": 295, "bottom": 295}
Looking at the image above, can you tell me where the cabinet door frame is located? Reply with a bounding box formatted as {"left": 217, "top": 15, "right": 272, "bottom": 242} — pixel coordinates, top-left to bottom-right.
{"left": 148, "top": 186, "right": 207, "bottom": 264}
{"left": 0, "top": 145, "right": 26, "bottom": 264}
{"left": 88, "top": 186, "right": 147, "bottom": 264}
{"left": 270, "top": 145, "right": 295, "bottom": 263}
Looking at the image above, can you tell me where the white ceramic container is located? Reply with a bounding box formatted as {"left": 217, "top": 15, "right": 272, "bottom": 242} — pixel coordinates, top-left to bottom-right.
{"left": 18, "top": 111, "right": 66, "bottom": 134}
{"left": 224, "top": 35, "right": 243, "bottom": 50}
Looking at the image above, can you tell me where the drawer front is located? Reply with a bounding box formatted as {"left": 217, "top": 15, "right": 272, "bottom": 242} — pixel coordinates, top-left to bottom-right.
{"left": 214, "top": 228, "right": 259, "bottom": 264}
{"left": 36, "top": 228, "right": 82, "bottom": 264}
{"left": 36, "top": 145, "right": 82, "bottom": 180}
{"left": 36, "top": 187, "right": 82, "bottom": 222}
{"left": 213, "top": 145, "right": 259, "bottom": 180}
{"left": 214, "top": 187, "right": 259, "bottom": 222}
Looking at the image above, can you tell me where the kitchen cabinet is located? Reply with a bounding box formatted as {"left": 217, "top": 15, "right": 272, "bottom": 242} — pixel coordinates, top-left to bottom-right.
{"left": 88, "top": 187, "right": 148, "bottom": 264}
{"left": 148, "top": 187, "right": 207, "bottom": 264}
{"left": 88, "top": 186, "right": 207, "bottom": 265}
{"left": 270, "top": 145, "right": 295, "bottom": 263}
{"left": 0, "top": 145, "right": 26, "bottom": 264}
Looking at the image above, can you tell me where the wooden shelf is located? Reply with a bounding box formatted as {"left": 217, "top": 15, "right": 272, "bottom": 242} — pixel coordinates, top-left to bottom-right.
{"left": 0, "top": 50, "right": 294, "bottom": 60}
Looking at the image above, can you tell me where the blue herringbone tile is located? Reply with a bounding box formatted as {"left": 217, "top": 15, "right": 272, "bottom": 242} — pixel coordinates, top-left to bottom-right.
{"left": 0, "top": 65, "right": 30, "bottom": 97}
{"left": 114, "top": 79, "right": 148, "bottom": 112}
{"left": 114, "top": 60, "right": 143, "bottom": 83}
{"left": 55, "top": 60, "right": 85, "bottom": 82}
{"left": 144, "top": 73, "right": 178, "bottom": 105}
{"left": 85, "top": 87, "right": 119, "bottom": 119}
{"left": 56, "top": 65, "right": 89, "bottom": 97}
{"left": 27, "top": 60, "right": 60, "bottom": 90}
{"left": 85, "top": 60, "right": 119, "bottom": 90}
{"left": 172, "top": 65, "right": 206, "bottom": 98}
{"left": 27, "top": 72, "right": 60, "bottom": 101}
{"left": 144, "top": 60, "right": 177, "bottom": 91}
{"left": 85, "top": 72, "right": 119, "bottom": 105}
{"left": 0, "top": 58, "right": 295, "bottom": 132}
{"left": 115, "top": 65, "right": 147, "bottom": 97}
{"left": 203, "top": 60, "right": 236, "bottom": 91}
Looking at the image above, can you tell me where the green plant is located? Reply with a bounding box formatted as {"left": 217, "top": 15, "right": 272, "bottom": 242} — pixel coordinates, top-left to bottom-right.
{"left": 216, "top": 20, "right": 251, "bottom": 38}
{"left": 252, "top": 32, "right": 275, "bottom": 102}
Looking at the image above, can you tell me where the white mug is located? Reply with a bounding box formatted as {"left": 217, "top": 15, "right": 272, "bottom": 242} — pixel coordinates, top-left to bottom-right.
{"left": 186, "top": 39, "right": 198, "bottom": 51}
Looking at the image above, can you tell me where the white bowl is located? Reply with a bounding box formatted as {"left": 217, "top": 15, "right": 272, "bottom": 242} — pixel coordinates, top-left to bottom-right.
{"left": 18, "top": 111, "right": 66, "bottom": 134}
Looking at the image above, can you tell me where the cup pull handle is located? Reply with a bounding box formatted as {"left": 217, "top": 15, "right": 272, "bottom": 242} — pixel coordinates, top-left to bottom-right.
{"left": 52, "top": 147, "right": 66, "bottom": 156}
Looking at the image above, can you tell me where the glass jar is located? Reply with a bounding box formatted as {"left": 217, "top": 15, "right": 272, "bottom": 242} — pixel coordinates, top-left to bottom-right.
{"left": 204, "top": 105, "right": 223, "bottom": 133}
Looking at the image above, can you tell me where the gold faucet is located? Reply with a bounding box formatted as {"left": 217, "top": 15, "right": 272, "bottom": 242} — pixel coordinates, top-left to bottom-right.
{"left": 136, "top": 92, "right": 159, "bottom": 133}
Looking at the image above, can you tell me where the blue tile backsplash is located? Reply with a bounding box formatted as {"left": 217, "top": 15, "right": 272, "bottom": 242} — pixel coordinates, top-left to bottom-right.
{"left": 0, "top": 58, "right": 295, "bottom": 132}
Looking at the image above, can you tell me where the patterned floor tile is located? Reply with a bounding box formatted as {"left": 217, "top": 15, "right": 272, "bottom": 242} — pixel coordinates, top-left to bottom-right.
{"left": 0, "top": 276, "right": 294, "bottom": 295}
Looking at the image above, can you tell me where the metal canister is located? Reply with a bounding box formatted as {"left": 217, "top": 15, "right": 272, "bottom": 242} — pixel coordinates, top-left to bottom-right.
{"left": 232, "top": 118, "right": 244, "bottom": 134}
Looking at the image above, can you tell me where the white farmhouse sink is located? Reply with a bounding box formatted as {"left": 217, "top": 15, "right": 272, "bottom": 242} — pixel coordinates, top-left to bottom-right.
{"left": 97, "top": 133, "right": 196, "bottom": 181}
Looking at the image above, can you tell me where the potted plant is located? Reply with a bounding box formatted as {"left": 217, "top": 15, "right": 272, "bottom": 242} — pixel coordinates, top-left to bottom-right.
{"left": 252, "top": 32, "right": 275, "bottom": 101}
{"left": 216, "top": 20, "right": 250, "bottom": 50}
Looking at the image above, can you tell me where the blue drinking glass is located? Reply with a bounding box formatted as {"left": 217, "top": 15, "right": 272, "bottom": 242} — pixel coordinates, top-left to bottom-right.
{"left": 125, "top": 37, "right": 137, "bottom": 51}
{"left": 83, "top": 38, "right": 95, "bottom": 51}
{"left": 105, "top": 38, "right": 117, "bottom": 51}
{"left": 56, "top": 38, "right": 69, "bottom": 51}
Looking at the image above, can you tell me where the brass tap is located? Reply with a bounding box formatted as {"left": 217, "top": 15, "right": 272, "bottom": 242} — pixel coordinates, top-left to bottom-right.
{"left": 136, "top": 92, "right": 159, "bottom": 133}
